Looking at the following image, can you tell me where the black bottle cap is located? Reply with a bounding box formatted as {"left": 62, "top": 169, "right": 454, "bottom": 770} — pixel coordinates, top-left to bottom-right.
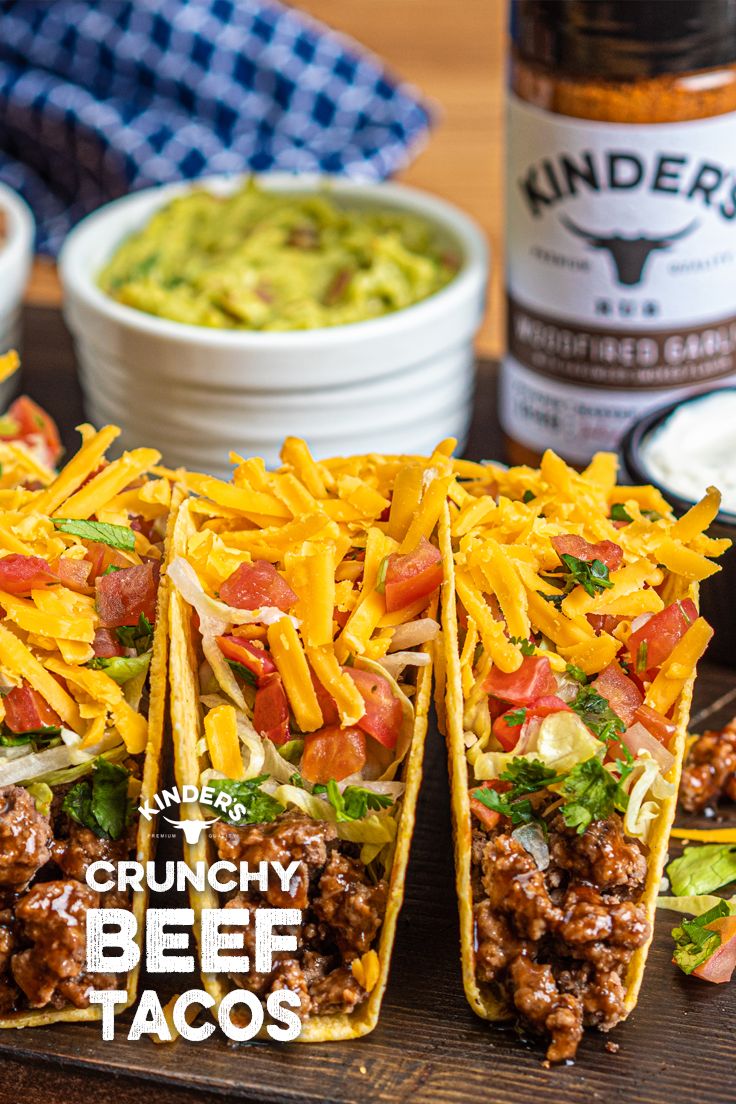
{"left": 511, "top": 0, "right": 736, "bottom": 79}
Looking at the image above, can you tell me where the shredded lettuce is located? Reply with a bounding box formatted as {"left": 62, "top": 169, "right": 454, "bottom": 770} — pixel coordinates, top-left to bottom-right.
{"left": 472, "top": 711, "right": 600, "bottom": 780}
{"left": 619, "top": 753, "right": 674, "bottom": 842}
{"left": 88, "top": 651, "right": 151, "bottom": 685}
{"left": 667, "top": 842, "right": 736, "bottom": 897}
{"left": 657, "top": 894, "right": 736, "bottom": 917}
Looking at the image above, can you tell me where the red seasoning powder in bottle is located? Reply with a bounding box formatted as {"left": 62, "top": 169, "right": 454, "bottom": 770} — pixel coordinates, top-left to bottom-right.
{"left": 503, "top": 0, "right": 736, "bottom": 466}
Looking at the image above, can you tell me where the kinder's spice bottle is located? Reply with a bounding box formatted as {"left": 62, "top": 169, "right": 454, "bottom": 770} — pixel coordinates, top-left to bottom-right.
{"left": 503, "top": 0, "right": 736, "bottom": 466}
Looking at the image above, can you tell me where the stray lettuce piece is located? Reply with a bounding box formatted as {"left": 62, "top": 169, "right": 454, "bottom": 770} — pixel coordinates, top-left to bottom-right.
{"left": 280, "top": 740, "right": 305, "bottom": 765}
{"left": 667, "top": 843, "right": 736, "bottom": 898}
{"left": 559, "top": 553, "right": 614, "bottom": 598}
{"left": 374, "top": 556, "right": 390, "bottom": 595}
{"left": 88, "top": 650, "right": 151, "bottom": 684}
{"left": 53, "top": 518, "right": 135, "bottom": 551}
{"left": 207, "top": 775, "right": 283, "bottom": 826}
{"left": 558, "top": 757, "right": 628, "bottom": 834}
{"left": 62, "top": 759, "right": 132, "bottom": 840}
{"left": 313, "top": 779, "right": 394, "bottom": 822}
{"left": 672, "top": 900, "right": 731, "bottom": 975}
{"left": 115, "top": 613, "right": 154, "bottom": 654}
{"left": 657, "top": 894, "right": 736, "bottom": 917}
{"left": 610, "top": 503, "right": 633, "bottom": 524}
{"left": 26, "top": 782, "right": 53, "bottom": 817}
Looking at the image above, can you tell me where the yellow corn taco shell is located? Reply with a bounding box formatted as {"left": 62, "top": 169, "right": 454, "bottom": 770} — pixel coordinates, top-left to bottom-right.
{"left": 439, "top": 452, "right": 726, "bottom": 1043}
{"left": 0, "top": 438, "right": 181, "bottom": 1029}
{"left": 167, "top": 441, "right": 444, "bottom": 1041}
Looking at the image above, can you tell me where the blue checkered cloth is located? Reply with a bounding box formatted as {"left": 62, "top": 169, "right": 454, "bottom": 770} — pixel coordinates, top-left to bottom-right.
{"left": 0, "top": 0, "right": 432, "bottom": 253}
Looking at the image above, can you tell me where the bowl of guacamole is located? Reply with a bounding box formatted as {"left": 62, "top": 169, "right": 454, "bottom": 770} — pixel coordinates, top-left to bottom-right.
{"left": 98, "top": 181, "right": 458, "bottom": 331}
{"left": 60, "top": 174, "right": 488, "bottom": 474}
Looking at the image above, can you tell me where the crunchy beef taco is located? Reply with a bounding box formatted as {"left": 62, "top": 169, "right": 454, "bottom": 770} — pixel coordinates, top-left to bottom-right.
{"left": 167, "top": 437, "right": 450, "bottom": 1039}
{"left": 440, "top": 449, "right": 729, "bottom": 1062}
{"left": 0, "top": 424, "right": 176, "bottom": 1027}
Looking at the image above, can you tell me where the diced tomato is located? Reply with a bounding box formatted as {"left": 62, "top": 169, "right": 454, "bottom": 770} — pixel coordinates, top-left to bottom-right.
{"left": 92, "top": 627, "right": 124, "bottom": 658}
{"left": 627, "top": 599, "right": 698, "bottom": 673}
{"left": 691, "top": 916, "right": 736, "bottom": 984}
{"left": 301, "top": 725, "right": 367, "bottom": 783}
{"left": 130, "top": 514, "right": 157, "bottom": 541}
{"left": 633, "top": 703, "right": 677, "bottom": 746}
{"left": 383, "top": 538, "right": 443, "bottom": 613}
{"left": 587, "top": 613, "right": 620, "bottom": 635}
{"left": 216, "top": 635, "right": 275, "bottom": 684}
{"left": 333, "top": 606, "right": 350, "bottom": 630}
{"left": 469, "top": 779, "right": 511, "bottom": 830}
{"left": 310, "top": 670, "right": 339, "bottom": 727}
{"left": 253, "top": 673, "right": 290, "bottom": 746}
{"left": 53, "top": 557, "right": 93, "bottom": 594}
{"left": 591, "top": 661, "right": 643, "bottom": 727}
{"left": 83, "top": 540, "right": 133, "bottom": 580}
{"left": 345, "top": 667, "right": 403, "bottom": 749}
{"left": 492, "top": 694, "right": 571, "bottom": 752}
{"left": 552, "top": 534, "right": 623, "bottom": 571}
{"left": 5, "top": 396, "right": 62, "bottom": 466}
{"left": 95, "top": 562, "right": 159, "bottom": 627}
{"left": 3, "top": 684, "right": 60, "bottom": 732}
{"left": 484, "top": 655, "right": 557, "bottom": 706}
{"left": 219, "top": 560, "right": 297, "bottom": 612}
{"left": 0, "top": 554, "right": 56, "bottom": 595}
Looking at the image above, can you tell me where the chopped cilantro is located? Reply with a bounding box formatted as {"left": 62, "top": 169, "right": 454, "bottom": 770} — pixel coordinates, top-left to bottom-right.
{"left": 227, "top": 659, "right": 258, "bottom": 688}
{"left": 558, "top": 757, "right": 629, "bottom": 834}
{"left": 509, "top": 636, "right": 536, "bottom": 656}
{"left": 503, "top": 707, "right": 527, "bottom": 728}
{"left": 569, "top": 684, "right": 625, "bottom": 745}
{"left": 672, "top": 900, "right": 731, "bottom": 975}
{"left": 103, "top": 564, "right": 123, "bottom": 575}
{"left": 314, "top": 779, "right": 394, "bottom": 821}
{"left": 62, "top": 759, "right": 132, "bottom": 840}
{"left": 207, "top": 776, "right": 283, "bottom": 826}
{"left": 53, "top": 519, "right": 135, "bottom": 551}
{"left": 115, "top": 613, "right": 154, "bottom": 654}
{"left": 559, "top": 553, "right": 614, "bottom": 598}
{"left": 472, "top": 758, "right": 562, "bottom": 827}
{"left": 636, "top": 640, "right": 649, "bottom": 674}
{"left": 565, "top": 663, "right": 588, "bottom": 685}
{"left": 539, "top": 590, "right": 564, "bottom": 610}
{"left": 0, "top": 725, "right": 60, "bottom": 747}
{"left": 610, "top": 503, "right": 633, "bottom": 524}
{"left": 522, "top": 490, "right": 535, "bottom": 504}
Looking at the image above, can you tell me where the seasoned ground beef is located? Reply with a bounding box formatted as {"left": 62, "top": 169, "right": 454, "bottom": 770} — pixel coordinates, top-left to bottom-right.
{"left": 11, "top": 880, "right": 116, "bottom": 1009}
{"left": 471, "top": 796, "right": 650, "bottom": 1063}
{"left": 0, "top": 786, "right": 52, "bottom": 891}
{"left": 680, "top": 719, "right": 736, "bottom": 813}
{"left": 53, "top": 823, "right": 134, "bottom": 883}
{"left": 211, "top": 810, "right": 388, "bottom": 1019}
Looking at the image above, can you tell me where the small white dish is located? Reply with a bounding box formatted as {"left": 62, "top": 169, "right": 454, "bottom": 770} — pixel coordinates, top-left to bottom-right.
{"left": 60, "top": 174, "right": 488, "bottom": 474}
{"left": 0, "top": 182, "right": 34, "bottom": 406}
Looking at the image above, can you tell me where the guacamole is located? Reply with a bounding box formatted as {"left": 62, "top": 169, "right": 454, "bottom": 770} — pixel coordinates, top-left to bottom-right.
{"left": 99, "top": 182, "right": 459, "bottom": 331}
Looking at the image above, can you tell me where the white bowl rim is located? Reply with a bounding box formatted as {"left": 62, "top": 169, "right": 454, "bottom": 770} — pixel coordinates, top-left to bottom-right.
{"left": 0, "top": 181, "right": 34, "bottom": 282}
{"left": 59, "top": 172, "right": 488, "bottom": 349}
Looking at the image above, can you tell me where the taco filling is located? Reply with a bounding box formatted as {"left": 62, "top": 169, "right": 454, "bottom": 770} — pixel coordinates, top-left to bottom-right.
{"left": 444, "top": 451, "right": 728, "bottom": 1061}
{"left": 0, "top": 425, "right": 170, "bottom": 1020}
{"left": 168, "top": 439, "right": 447, "bottom": 1023}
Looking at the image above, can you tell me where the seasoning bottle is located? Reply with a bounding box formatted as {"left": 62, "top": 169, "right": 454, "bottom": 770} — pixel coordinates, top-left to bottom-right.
{"left": 503, "top": 0, "right": 736, "bottom": 466}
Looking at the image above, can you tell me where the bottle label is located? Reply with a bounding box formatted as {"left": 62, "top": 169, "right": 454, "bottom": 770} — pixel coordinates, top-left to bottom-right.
{"left": 504, "top": 93, "right": 736, "bottom": 457}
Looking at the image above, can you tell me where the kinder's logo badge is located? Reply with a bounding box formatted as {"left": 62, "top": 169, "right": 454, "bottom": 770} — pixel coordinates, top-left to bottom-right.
{"left": 560, "top": 216, "right": 699, "bottom": 286}
{"left": 162, "top": 815, "right": 219, "bottom": 844}
{"left": 138, "top": 785, "right": 249, "bottom": 828}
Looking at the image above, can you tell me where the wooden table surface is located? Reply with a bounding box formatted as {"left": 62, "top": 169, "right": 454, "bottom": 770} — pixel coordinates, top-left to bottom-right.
{"left": 24, "top": 0, "right": 506, "bottom": 359}
{"left": 0, "top": 306, "right": 734, "bottom": 1104}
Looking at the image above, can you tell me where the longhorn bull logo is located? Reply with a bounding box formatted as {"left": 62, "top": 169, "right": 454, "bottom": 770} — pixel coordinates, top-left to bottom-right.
{"left": 163, "top": 815, "right": 220, "bottom": 844}
{"left": 560, "top": 216, "right": 698, "bottom": 287}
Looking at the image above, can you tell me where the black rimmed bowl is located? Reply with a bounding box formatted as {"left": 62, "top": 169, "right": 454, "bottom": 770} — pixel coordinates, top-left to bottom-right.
{"left": 621, "top": 388, "right": 736, "bottom": 668}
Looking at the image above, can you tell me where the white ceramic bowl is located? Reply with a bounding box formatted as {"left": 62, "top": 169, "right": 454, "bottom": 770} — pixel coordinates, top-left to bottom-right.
{"left": 0, "top": 182, "right": 34, "bottom": 407}
{"left": 60, "top": 174, "right": 488, "bottom": 474}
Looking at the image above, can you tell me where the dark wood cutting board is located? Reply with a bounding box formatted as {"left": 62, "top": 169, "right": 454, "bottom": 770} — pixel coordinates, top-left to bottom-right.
{"left": 0, "top": 308, "right": 734, "bottom": 1104}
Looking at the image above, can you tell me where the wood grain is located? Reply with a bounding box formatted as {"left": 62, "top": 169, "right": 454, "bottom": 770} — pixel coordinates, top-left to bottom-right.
{"left": 24, "top": 0, "right": 506, "bottom": 357}
{"left": 2, "top": 307, "right": 734, "bottom": 1104}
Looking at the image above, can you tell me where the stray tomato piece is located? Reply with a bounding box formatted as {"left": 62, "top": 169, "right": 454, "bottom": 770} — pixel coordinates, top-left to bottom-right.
{"left": 691, "top": 916, "right": 736, "bottom": 984}
{"left": 0, "top": 554, "right": 56, "bottom": 595}
{"left": 633, "top": 703, "right": 676, "bottom": 746}
{"left": 310, "top": 670, "right": 339, "bottom": 727}
{"left": 345, "top": 667, "right": 403, "bottom": 749}
{"left": 552, "top": 533, "right": 623, "bottom": 571}
{"left": 54, "top": 557, "right": 93, "bottom": 594}
{"left": 216, "top": 635, "right": 275, "bottom": 684}
{"left": 4, "top": 684, "right": 60, "bottom": 732}
{"left": 253, "top": 673, "right": 290, "bottom": 745}
{"left": 5, "top": 396, "right": 62, "bottom": 466}
{"left": 95, "top": 562, "right": 159, "bottom": 627}
{"left": 627, "top": 599, "right": 698, "bottom": 673}
{"left": 591, "top": 661, "right": 643, "bottom": 727}
{"left": 219, "top": 560, "right": 297, "bottom": 612}
{"left": 92, "top": 627, "right": 124, "bottom": 658}
{"left": 301, "top": 725, "right": 367, "bottom": 783}
{"left": 383, "top": 538, "right": 443, "bottom": 613}
{"left": 484, "top": 655, "right": 557, "bottom": 706}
